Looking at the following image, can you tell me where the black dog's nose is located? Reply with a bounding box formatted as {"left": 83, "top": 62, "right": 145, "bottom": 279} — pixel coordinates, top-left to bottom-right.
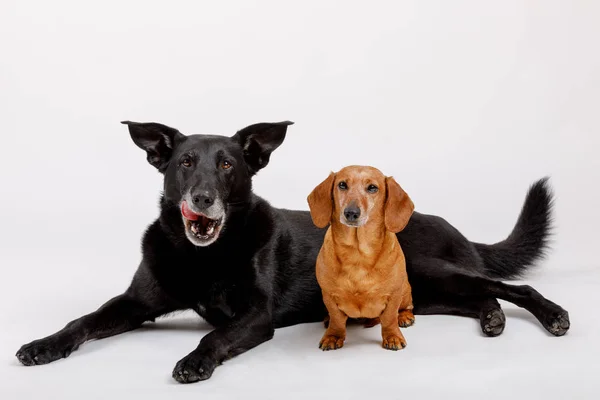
{"left": 192, "top": 193, "right": 214, "bottom": 207}
{"left": 344, "top": 207, "right": 361, "bottom": 222}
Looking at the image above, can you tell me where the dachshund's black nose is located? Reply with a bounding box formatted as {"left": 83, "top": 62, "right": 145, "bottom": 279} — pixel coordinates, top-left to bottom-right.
{"left": 344, "top": 206, "right": 361, "bottom": 222}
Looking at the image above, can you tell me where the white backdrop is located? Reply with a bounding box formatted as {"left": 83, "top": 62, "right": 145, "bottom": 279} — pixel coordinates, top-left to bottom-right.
{"left": 1, "top": 1, "right": 599, "bottom": 399}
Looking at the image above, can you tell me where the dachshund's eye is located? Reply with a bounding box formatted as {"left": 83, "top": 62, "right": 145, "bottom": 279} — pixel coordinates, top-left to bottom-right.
{"left": 221, "top": 160, "right": 232, "bottom": 170}
{"left": 181, "top": 158, "right": 192, "bottom": 168}
{"left": 338, "top": 181, "right": 348, "bottom": 190}
{"left": 367, "top": 184, "right": 378, "bottom": 193}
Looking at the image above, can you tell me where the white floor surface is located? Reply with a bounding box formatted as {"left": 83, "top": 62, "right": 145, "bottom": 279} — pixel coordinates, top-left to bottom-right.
{"left": 2, "top": 252, "right": 598, "bottom": 400}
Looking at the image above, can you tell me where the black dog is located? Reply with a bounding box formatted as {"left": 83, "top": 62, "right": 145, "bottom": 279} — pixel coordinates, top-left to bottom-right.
{"left": 16, "top": 121, "right": 569, "bottom": 383}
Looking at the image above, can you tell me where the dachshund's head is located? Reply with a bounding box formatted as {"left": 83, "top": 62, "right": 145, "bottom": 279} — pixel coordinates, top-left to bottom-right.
{"left": 307, "top": 166, "right": 414, "bottom": 232}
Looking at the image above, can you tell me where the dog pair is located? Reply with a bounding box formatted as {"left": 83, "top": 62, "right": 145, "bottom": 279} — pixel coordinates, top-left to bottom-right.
{"left": 16, "top": 120, "right": 569, "bottom": 383}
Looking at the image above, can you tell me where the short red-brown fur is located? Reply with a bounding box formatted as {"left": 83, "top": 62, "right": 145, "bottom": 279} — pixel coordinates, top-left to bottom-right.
{"left": 308, "top": 165, "right": 415, "bottom": 350}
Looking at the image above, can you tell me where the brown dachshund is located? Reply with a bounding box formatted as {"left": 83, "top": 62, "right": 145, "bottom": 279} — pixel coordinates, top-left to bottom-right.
{"left": 307, "top": 166, "right": 415, "bottom": 351}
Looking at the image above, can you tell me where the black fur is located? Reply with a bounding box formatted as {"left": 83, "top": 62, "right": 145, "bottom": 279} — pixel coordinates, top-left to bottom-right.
{"left": 16, "top": 122, "right": 569, "bottom": 383}
{"left": 473, "top": 178, "right": 553, "bottom": 279}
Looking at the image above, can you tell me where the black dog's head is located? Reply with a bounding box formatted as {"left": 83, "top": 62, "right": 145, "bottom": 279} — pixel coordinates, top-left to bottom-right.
{"left": 122, "top": 120, "right": 293, "bottom": 247}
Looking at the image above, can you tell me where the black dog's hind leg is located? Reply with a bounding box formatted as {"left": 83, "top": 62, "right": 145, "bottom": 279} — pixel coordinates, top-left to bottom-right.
{"left": 16, "top": 290, "right": 173, "bottom": 366}
{"left": 414, "top": 296, "right": 506, "bottom": 337}
{"left": 411, "top": 258, "right": 569, "bottom": 336}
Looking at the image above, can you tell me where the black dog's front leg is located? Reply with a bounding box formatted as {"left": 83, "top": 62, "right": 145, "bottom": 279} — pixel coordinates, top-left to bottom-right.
{"left": 16, "top": 289, "right": 172, "bottom": 366}
{"left": 172, "top": 297, "right": 273, "bottom": 384}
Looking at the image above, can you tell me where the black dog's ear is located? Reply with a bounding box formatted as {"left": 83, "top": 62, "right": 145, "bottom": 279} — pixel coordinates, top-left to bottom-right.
{"left": 121, "top": 121, "right": 185, "bottom": 172}
{"left": 232, "top": 121, "right": 294, "bottom": 174}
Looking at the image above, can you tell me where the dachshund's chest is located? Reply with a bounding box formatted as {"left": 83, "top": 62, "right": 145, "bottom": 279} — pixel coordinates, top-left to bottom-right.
{"left": 330, "top": 268, "right": 392, "bottom": 319}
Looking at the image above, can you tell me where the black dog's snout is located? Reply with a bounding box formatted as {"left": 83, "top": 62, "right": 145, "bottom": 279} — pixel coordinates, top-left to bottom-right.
{"left": 192, "top": 192, "right": 214, "bottom": 207}
{"left": 344, "top": 206, "right": 361, "bottom": 222}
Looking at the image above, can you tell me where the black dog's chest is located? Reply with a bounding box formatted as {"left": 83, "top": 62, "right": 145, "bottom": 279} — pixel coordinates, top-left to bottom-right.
{"left": 146, "top": 219, "right": 257, "bottom": 326}
{"left": 192, "top": 281, "right": 241, "bottom": 326}
{"left": 153, "top": 252, "right": 251, "bottom": 326}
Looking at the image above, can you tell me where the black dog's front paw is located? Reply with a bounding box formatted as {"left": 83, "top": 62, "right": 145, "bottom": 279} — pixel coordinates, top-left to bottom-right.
{"left": 16, "top": 337, "right": 78, "bottom": 366}
{"left": 172, "top": 353, "right": 217, "bottom": 384}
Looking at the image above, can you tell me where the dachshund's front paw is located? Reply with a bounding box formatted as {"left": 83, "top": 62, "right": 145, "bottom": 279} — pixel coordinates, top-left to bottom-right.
{"left": 319, "top": 334, "right": 345, "bottom": 351}
{"left": 382, "top": 334, "right": 407, "bottom": 351}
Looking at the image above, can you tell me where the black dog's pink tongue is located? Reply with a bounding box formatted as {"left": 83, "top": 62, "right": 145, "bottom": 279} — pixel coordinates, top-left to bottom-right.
{"left": 181, "top": 201, "right": 199, "bottom": 221}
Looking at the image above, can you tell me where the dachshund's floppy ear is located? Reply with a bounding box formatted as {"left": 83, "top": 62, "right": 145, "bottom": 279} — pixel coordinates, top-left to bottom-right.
{"left": 384, "top": 177, "right": 414, "bottom": 233}
{"left": 121, "top": 121, "right": 185, "bottom": 173}
{"left": 232, "top": 121, "right": 294, "bottom": 175}
{"left": 307, "top": 172, "right": 336, "bottom": 228}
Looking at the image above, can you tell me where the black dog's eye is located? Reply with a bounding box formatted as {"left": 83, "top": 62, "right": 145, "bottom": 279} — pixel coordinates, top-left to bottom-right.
{"left": 338, "top": 181, "right": 348, "bottom": 190}
{"left": 367, "top": 184, "right": 378, "bottom": 193}
{"left": 181, "top": 158, "right": 192, "bottom": 168}
{"left": 221, "top": 160, "right": 233, "bottom": 170}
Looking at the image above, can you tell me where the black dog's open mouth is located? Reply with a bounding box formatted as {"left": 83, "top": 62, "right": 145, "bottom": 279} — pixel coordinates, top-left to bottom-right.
{"left": 181, "top": 201, "right": 224, "bottom": 244}
{"left": 187, "top": 215, "right": 222, "bottom": 240}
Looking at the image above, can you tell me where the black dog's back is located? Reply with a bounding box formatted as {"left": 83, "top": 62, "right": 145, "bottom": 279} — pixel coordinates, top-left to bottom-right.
{"left": 272, "top": 177, "right": 554, "bottom": 320}
{"left": 273, "top": 177, "right": 554, "bottom": 325}
{"left": 398, "top": 177, "right": 553, "bottom": 281}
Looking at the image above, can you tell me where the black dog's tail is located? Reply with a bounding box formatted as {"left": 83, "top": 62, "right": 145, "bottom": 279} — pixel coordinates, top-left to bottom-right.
{"left": 473, "top": 178, "right": 554, "bottom": 280}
